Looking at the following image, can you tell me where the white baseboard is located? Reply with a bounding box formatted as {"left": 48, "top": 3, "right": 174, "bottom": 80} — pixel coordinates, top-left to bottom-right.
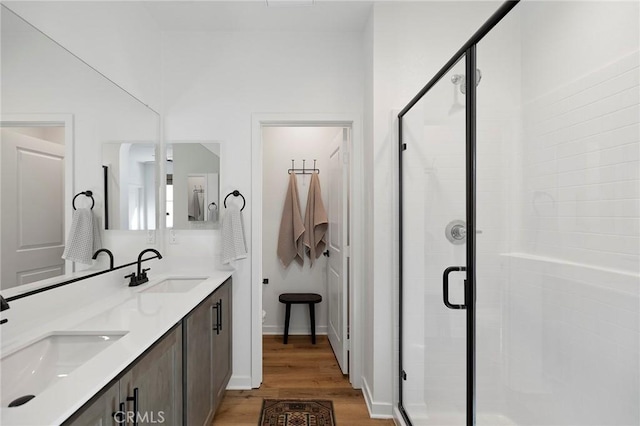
{"left": 262, "top": 325, "right": 328, "bottom": 335}
{"left": 362, "top": 377, "right": 394, "bottom": 419}
{"left": 227, "top": 375, "right": 252, "bottom": 390}
{"left": 393, "top": 406, "right": 408, "bottom": 426}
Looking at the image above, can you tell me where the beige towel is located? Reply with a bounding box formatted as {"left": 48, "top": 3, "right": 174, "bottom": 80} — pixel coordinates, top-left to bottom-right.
{"left": 303, "top": 172, "right": 328, "bottom": 266}
{"left": 277, "top": 173, "right": 305, "bottom": 268}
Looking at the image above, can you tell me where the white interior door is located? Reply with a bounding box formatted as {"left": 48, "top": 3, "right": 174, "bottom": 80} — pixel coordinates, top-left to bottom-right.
{"left": 1, "top": 129, "right": 65, "bottom": 289}
{"left": 327, "top": 128, "right": 349, "bottom": 374}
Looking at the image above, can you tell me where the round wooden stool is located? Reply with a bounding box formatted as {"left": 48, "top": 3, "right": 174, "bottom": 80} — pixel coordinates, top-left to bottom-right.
{"left": 278, "top": 293, "right": 322, "bottom": 344}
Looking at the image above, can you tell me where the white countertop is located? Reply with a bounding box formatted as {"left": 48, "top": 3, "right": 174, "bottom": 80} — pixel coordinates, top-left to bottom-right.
{"left": 0, "top": 268, "right": 233, "bottom": 426}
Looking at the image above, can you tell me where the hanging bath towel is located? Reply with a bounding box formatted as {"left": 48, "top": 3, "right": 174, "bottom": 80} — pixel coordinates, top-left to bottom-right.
{"left": 277, "top": 173, "right": 305, "bottom": 268}
{"left": 222, "top": 204, "right": 248, "bottom": 264}
{"left": 193, "top": 191, "right": 203, "bottom": 221}
{"left": 62, "top": 208, "right": 102, "bottom": 265}
{"left": 303, "top": 172, "right": 328, "bottom": 267}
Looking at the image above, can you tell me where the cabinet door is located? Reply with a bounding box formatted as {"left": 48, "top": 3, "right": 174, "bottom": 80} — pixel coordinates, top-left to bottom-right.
{"left": 212, "top": 279, "right": 232, "bottom": 413}
{"left": 120, "top": 326, "right": 182, "bottom": 426}
{"left": 185, "top": 294, "right": 215, "bottom": 426}
{"left": 63, "top": 380, "right": 120, "bottom": 426}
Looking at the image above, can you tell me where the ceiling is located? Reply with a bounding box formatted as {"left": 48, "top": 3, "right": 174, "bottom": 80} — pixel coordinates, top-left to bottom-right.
{"left": 142, "top": 1, "right": 373, "bottom": 32}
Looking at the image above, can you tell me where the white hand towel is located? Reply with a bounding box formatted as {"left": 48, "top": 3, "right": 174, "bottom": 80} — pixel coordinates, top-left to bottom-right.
{"left": 222, "top": 204, "right": 248, "bottom": 264}
{"left": 62, "top": 208, "right": 102, "bottom": 265}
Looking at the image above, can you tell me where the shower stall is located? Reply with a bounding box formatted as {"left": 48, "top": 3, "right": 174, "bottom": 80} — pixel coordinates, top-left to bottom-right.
{"left": 398, "top": 1, "right": 639, "bottom": 425}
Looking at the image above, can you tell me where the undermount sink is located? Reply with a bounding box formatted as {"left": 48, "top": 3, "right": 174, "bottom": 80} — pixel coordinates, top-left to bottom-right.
{"left": 0, "top": 331, "right": 127, "bottom": 407}
{"left": 142, "top": 277, "right": 206, "bottom": 294}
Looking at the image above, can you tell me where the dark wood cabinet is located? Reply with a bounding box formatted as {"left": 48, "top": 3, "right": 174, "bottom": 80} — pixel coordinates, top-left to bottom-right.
{"left": 120, "top": 326, "right": 182, "bottom": 425}
{"left": 185, "top": 278, "right": 232, "bottom": 425}
{"left": 212, "top": 279, "right": 232, "bottom": 414}
{"left": 63, "top": 380, "right": 120, "bottom": 426}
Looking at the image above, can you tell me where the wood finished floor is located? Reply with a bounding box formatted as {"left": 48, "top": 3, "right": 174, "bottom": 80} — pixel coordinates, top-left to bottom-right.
{"left": 212, "top": 335, "right": 395, "bottom": 426}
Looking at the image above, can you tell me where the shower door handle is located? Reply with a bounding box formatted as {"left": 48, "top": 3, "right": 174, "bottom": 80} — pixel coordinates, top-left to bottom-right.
{"left": 443, "top": 266, "right": 467, "bottom": 310}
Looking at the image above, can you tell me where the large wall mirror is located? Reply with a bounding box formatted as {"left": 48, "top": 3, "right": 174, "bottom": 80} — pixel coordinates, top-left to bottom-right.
{"left": 166, "top": 143, "right": 221, "bottom": 230}
{"left": 0, "top": 6, "right": 159, "bottom": 291}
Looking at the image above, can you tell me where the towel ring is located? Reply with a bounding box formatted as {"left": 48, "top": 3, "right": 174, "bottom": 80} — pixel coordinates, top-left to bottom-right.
{"left": 72, "top": 191, "right": 95, "bottom": 210}
{"left": 224, "top": 190, "right": 246, "bottom": 211}
{"left": 208, "top": 202, "right": 218, "bottom": 211}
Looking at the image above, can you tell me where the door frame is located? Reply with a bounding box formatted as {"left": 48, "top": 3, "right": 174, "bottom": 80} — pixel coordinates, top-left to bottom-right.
{"left": 0, "top": 113, "right": 75, "bottom": 274}
{"left": 251, "top": 113, "right": 363, "bottom": 389}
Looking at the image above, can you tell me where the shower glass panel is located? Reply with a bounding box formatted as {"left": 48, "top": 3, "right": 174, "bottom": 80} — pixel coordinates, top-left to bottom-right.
{"left": 472, "top": 6, "right": 520, "bottom": 425}
{"left": 474, "top": 2, "right": 640, "bottom": 426}
{"left": 401, "top": 56, "right": 468, "bottom": 425}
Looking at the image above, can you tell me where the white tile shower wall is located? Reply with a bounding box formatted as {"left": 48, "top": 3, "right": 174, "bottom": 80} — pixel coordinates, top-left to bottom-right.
{"left": 520, "top": 51, "right": 640, "bottom": 273}
{"left": 502, "top": 253, "right": 639, "bottom": 426}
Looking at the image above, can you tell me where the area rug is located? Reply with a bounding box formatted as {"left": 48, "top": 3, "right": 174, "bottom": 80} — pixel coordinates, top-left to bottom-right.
{"left": 259, "top": 399, "right": 336, "bottom": 426}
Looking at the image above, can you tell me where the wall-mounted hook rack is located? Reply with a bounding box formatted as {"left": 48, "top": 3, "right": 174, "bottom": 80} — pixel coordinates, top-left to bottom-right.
{"left": 288, "top": 159, "right": 320, "bottom": 175}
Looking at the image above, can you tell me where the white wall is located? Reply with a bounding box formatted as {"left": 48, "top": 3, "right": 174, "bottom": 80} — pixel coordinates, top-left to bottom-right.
{"left": 362, "top": 7, "right": 375, "bottom": 406}
{"left": 3, "top": 1, "right": 162, "bottom": 111}
{"left": 520, "top": 1, "right": 640, "bottom": 104}
{"left": 261, "top": 126, "right": 339, "bottom": 336}
{"left": 8, "top": 126, "right": 65, "bottom": 145}
{"left": 162, "top": 29, "right": 364, "bottom": 388}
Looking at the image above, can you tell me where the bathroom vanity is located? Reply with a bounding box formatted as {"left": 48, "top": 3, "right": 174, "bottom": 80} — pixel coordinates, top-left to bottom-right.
{"left": 0, "top": 270, "right": 233, "bottom": 426}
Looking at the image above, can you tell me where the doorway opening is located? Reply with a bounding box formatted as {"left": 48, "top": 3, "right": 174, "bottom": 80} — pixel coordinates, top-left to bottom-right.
{"left": 251, "top": 114, "right": 363, "bottom": 390}
{"left": 261, "top": 125, "right": 350, "bottom": 373}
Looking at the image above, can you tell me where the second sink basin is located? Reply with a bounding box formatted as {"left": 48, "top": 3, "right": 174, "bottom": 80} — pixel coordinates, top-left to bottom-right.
{"left": 1, "top": 331, "right": 127, "bottom": 407}
{"left": 142, "top": 277, "right": 206, "bottom": 293}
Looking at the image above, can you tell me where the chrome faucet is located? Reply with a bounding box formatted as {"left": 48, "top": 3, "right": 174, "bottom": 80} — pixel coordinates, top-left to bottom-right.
{"left": 92, "top": 248, "right": 114, "bottom": 270}
{"left": 1, "top": 295, "right": 9, "bottom": 325}
{"left": 125, "top": 249, "right": 163, "bottom": 287}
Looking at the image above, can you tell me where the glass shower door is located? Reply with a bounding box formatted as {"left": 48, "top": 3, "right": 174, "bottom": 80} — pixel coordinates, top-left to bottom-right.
{"left": 400, "top": 56, "right": 470, "bottom": 426}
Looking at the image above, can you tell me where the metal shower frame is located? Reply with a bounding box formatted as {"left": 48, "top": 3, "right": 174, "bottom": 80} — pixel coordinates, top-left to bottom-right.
{"left": 397, "top": 1, "right": 520, "bottom": 425}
